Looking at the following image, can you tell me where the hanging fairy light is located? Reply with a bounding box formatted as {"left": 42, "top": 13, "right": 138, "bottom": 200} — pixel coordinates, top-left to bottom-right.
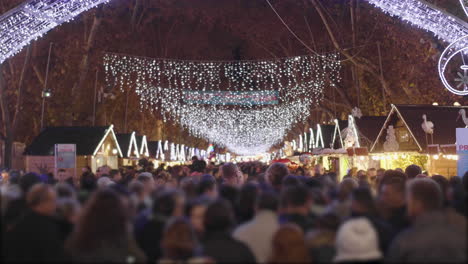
{"left": 0, "top": 0, "right": 109, "bottom": 64}
{"left": 104, "top": 52, "right": 341, "bottom": 155}
{"left": 363, "top": 0, "right": 468, "bottom": 44}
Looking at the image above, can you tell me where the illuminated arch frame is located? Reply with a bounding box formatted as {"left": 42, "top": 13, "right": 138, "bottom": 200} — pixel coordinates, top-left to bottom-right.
{"left": 1, "top": 0, "right": 467, "bottom": 65}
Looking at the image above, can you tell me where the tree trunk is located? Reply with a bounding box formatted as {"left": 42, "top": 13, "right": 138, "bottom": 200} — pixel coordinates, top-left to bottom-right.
{"left": 0, "top": 64, "right": 13, "bottom": 168}
{"left": 70, "top": 10, "right": 102, "bottom": 124}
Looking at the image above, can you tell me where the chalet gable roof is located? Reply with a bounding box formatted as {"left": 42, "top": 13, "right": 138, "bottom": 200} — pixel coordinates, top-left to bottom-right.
{"left": 24, "top": 125, "right": 122, "bottom": 156}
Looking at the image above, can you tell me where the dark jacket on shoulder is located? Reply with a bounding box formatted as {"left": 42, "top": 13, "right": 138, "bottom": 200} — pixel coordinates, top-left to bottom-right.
{"left": 3, "top": 209, "right": 67, "bottom": 262}
{"left": 202, "top": 231, "right": 256, "bottom": 263}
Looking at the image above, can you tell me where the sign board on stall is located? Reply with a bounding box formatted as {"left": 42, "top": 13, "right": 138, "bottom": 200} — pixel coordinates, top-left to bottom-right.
{"left": 55, "top": 144, "right": 76, "bottom": 169}
{"left": 456, "top": 128, "right": 468, "bottom": 176}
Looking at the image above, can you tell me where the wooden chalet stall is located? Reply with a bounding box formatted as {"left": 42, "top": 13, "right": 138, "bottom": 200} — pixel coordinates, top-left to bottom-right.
{"left": 370, "top": 104, "right": 468, "bottom": 176}
{"left": 116, "top": 132, "right": 140, "bottom": 166}
{"left": 24, "top": 125, "right": 122, "bottom": 174}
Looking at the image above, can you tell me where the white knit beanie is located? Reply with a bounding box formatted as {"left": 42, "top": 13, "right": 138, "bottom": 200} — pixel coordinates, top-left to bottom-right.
{"left": 334, "top": 217, "right": 382, "bottom": 262}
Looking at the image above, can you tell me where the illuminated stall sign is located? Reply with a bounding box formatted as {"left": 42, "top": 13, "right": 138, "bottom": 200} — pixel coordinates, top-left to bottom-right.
{"left": 183, "top": 90, "right": 279, "bottom": 106}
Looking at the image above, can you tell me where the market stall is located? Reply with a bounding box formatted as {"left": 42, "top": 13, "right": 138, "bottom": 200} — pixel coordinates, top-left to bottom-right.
{"left": 370, "top": 104, "right": 467, "bottom": 176}
{"left": 24, "top": 125, "right": 122, "bottom": 174}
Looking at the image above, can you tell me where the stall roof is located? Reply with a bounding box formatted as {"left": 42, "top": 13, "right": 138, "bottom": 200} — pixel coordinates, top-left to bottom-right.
{"left": 116, "top": 132, "right": 140, "bottom": 158}
{"left": 356, "top": 116, "right": 387, "bottom": 148}
{"left": 371, "top": 104, "right": 468, "bottom": 152}
{"left": 24, "top": 125, "right": 121, "bottom": 156}
{"left": 147, "top": 141, "right": 158, "bottom": 157}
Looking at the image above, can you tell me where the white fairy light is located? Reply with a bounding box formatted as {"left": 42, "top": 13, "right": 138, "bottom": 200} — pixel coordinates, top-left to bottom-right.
{"left": 104, "top": 52, "right": 341, "bottom": 155}
{"left": 363, "top": 0, "right": 468, "bottom": 44}
{"left": 0, "top": 0, "right": 109, "bottom": 64}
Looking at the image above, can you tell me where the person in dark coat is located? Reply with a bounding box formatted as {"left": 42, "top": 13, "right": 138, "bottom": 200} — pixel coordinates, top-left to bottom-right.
{"left": 3, "top": 183, "right": 66, "bottom": 262}
{"left": 387, "top": 178, "right": 466, "bottom": 262}
{"left": 279, "top": 185, "right": 316, "bottom": 232}
{"left": 202, "top": 199, "right": 256, "bottom": 263}
{"left": 135, "top": 190, "right": 185, "bottom": 263}
{"left": 377, "top": 173, "right": 409, "bottom": 235}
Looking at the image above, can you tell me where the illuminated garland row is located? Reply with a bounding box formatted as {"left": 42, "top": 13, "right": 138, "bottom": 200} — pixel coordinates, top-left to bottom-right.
{"left": 0, "top": 0, "right": 109, "bottom": 64}
{"left": 363, "top": 0, "right": 468, "bottom": 44}
{"left": 103, "top": 52, "right": 341, "bottom": 155}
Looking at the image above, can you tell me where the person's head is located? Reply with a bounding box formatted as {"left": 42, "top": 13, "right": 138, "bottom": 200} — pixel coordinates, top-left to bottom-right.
{"left": 81, "top": 166, "right": 92, "bottom": 173}
{"left": 431, "top": 175, "right": 449, "bottom": 205}
{"left": 56, "top": 197, "right": 80, "bottom": 223}
{"left": 256, "top": 190, "right": 279, "bottom": 213}
{"left": 57, "top": 169, "right": 68, "bottom": 183}
{"left": 375, "top": 168, "right": 386, "bottom": 187}
{"left": 238, "top": 183, "right": 259, "bottom": 222}
{"left": 218, "top": 184, "right": 239, "bottom": 210}
{"left": 191, "top": 160, "right": 207, "bottom": 173}
{"left": 97, "top": 177, "right": 115, "bottom": 188}
{"left": 334, "top": 217, "right": 382, "bottom": 263}
{"left": 161, "top": 217, "right": 197, "bottom": 260}
{"left": 338, "top": 178, "right": 358, "bottom": 202}
{"left": 80, "top": 172, "right": 97, "bottom": 192}
{"left": 55, "top": 182, "right": 76, "bottom": 199}
{"left": 137, "top": 172, "right": 155, "bottom": 195}
{"left": 203, "top": 199, "right": 235, "bottom": 234}
{"left": 351, "top": 187, "right": 377, "bottom": 217}
{"left": 153, "top": 189, "right": 185, "bottom": 218}
{"left": 405, "top": 164, "right": 422, "bottom": 179}
{"left": 367, "top": 168, "right": 377, "bottom": 179}
{"left": 26, "top": 184, "right": 57, "bottom": 216}
{"left": 221, "top": 163, "right": 241, "bottom": 186}
{"left": 109, "top": 169, "right": 122, "bottom": 183}
{"left": 19, "top": 172, "right": 41, "bottom": 193}
{"left": 66, "top": 188, "right": 129, "bottom": 251}
{"left": 379, "top": 176, "right": 406, "bottom": 209}
{"left": 269, "top": 224, "right": 310, "bottom": 263}
{"left": 406, "top": 178, "right": 443, "bottom": 220}
{"left": 180, "top": 177, "right": 198, "bottom": 200}
{"left": 186, "top": 197, "right": 211, "bottom": 234}
{"left": 378, "top": 169, "right": 407, "bottom": 194}
{"left": 266, "top": 163, "right": 289, "bottom": 190}
{"left": 280, "top": 185, "right": 312, "bottom": 215}
{"left": 197, "top": 174, "right": 217, "bottom": 198}
{"left": 348, "top": 167, "right": 358, "bottom": 177}
{"left": 314, "top": 164, "right": 324, "bottom": 177}
{"left": 357, "top": 170, "right": 367, "bottom": 181}
{"left": 1, "top": 169, "right": 9, "bottom": 182}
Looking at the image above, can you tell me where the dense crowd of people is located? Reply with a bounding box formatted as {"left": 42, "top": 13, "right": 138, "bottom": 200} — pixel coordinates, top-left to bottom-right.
{"left": 1, "top": 158, "right": 467, "bottom": 263}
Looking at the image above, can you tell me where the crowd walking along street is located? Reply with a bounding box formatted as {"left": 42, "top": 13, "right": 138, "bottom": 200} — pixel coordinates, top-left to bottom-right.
{"left": 1, "top": 0, "right": 467, "bottom": 263}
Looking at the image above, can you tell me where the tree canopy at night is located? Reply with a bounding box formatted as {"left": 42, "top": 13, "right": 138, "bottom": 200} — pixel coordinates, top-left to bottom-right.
{"left": 0, "top": 0, "right": 466, "bottom": 158}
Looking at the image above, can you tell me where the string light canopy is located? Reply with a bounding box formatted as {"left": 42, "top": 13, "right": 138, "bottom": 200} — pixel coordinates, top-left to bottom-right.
{"left": 363, "top": 0, "right": 468, "bottom": 95}
{"left": 0, "top": 0, "right": 109, "bottom": 64}
{"left": 104, "top": 52, "right": 341, "bottom": 155}
{"left": 363, "top": 0, "right": 468, "bottom": 44}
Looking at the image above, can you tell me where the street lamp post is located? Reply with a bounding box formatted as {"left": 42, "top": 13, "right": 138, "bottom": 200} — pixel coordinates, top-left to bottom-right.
{"left": 40, "top": 43, "right": 53, "bottom": 130}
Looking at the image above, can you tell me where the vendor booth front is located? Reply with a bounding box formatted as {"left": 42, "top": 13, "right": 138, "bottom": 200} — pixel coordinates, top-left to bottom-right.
{"left": 370, "top": 104, "right": 468, "bottom": 176}
{"left": 24, "top": 125, "right": 122, "bottom": 175}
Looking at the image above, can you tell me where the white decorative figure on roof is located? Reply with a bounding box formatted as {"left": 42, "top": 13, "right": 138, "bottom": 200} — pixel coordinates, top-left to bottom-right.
{"left": 352, "top": 107, "right": 363, "bottom": 119}
{"left": 458, "top": 109, "right": 468, "bottom": 127}
{"left": 422, "top": 114, "right": 434, "bottom": 145}
{"left": 343, "top": 127, "right": 356, "bottom": 149}
{"left": 383, "top": 125, "right": 399, "bottom": 152}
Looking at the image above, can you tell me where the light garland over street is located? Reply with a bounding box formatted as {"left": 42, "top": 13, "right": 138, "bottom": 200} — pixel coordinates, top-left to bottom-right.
{"left": 103, "top": 52, "right": 341, "bottom": 155}
{"left": 0, "top": 0, "right": 109, "bottom": 64}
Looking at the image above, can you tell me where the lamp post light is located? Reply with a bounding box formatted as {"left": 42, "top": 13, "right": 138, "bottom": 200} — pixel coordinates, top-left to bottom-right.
{"left": 40, "top": 42, "right": 53, "bottom": 130}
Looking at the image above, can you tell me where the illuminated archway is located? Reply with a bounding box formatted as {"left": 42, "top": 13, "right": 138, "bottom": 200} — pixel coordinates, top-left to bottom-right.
{"left": 1, "top": 0, "right": 467, "bottom": 94}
